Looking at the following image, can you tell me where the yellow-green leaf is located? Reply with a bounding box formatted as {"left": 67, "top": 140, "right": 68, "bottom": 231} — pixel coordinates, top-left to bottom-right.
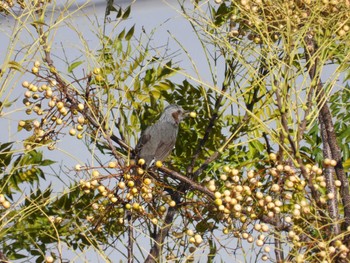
{"left": 8, "top": 61, "right": 23, "bottom": 72}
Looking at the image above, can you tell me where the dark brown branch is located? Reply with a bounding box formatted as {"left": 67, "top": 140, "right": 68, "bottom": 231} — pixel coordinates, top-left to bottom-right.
{"left": 144, "top": 187, "right": 182, "bottom": 263}
{"left": 159, "top": 166, "right": 215, "bottom": 199}
{"left": 127, "top": 213, "right": 134, "bottom": 263}
{"left": 304, "top": 33, "right": 350, "bottom": 228}
{"left": 320, "top": 116, "right": 340, "bottom": 235}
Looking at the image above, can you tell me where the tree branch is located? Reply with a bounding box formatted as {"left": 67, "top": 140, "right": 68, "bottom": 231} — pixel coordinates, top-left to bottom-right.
{"left": 144, "top": 187, "right": 182, "bottom": 263}
{"left": 127, "top": 212, "right": 134, "bottom": 263}
{"left": 319, "top": 116, "right": 340, "bottom": 235}
{"left": 159, "top": 166, "right": 215, "bottom": 199}
{"left": 304, "top": 33, "right": 350, "bottom": 228}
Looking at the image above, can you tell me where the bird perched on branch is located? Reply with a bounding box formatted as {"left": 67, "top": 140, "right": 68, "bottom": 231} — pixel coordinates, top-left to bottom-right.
{"left": 135, "top": 104, "right": 188, "bottom": 167}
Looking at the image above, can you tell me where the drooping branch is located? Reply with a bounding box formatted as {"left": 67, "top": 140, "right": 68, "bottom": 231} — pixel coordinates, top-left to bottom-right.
{"left": 36, "top": 24, "right": 126, "bottom": 166}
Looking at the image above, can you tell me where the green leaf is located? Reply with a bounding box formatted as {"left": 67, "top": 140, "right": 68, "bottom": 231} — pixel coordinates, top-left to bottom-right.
{"left": 125, "top": 25, "right": 135, "bottom": 41}
{"left": 122, "top": 6, "right": 131, "bottom": 20}
{"left": 116, "top": 7, "right": 123, "bottom": 18}
{"left": 0, "top": 142, "right": 13, "bottom": 168}
{"left": 208, "top": 239, "right": 217, "bottom": 263}
{"left": 68, "top": 61, "right": 83, "bottom": 73}
{"left": 1, "top": 98, "right": 17, "bottom": 108}
{"left": 343, "top": 158, "right": 350, "bottom": 171}
{"left": 9, "top": 253, "right": 27, "bottom": 260}
{"left": 154, "top": 81, "right": 172, "bottom": 91}
{"left": 30, "top": 20, "right": 47, "bottom": 27}
{"left": 118, "top": 29, "right": 125, "bottom": 40}
{"left": 8, "top": 61, "right": 23, "bottom": 72}
{"left": 41, "top": 159, "right": 55, "bottom": 166}
{"left": 105, "top": 0, "right": 117, "bottom": 16}
{"left": 213, "top": 3, "right": 230, "bottom": 27}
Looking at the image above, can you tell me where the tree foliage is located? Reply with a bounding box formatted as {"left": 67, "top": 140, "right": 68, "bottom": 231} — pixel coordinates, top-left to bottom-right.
{"left": 0, "top": 0, "right": 350, "bottom": 262}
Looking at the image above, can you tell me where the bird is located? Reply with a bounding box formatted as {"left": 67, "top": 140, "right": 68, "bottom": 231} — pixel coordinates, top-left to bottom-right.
{"left": 135, "top": 104, "right": 188, "bottom": 167}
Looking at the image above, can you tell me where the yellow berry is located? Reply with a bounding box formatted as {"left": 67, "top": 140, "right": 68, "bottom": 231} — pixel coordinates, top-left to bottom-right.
{"left": 108, "top": 161, "right": 117, "bottom": 168}
{"left": 97, "top": 185, "right": 106, "bottom": 193}
{"left": 2, "top": 200, "right": 10, "bottom": 209}
{"left": 118, "top": 181, "right": 126, "bottom": 189}
{"left": 19, "top": 120, "right": 26, "bottom": 127}
{"left": 77, "top": 103, "right": 84, "bottom": 111}
{"left": 92, "top": 170, "right": 100, "bottom": 177}
{"left": 256, "top": 239, "right": 264, "bottom": 246}
{"left": 95, "top": 75, "right": 104, "bottom": 82}
{"left": 56, "top": 101, "right": 64, "bottom": 109}
{"left": 269, "top": 153, "right": 277, "bottom": 161}
{"left": 330, "top": 159, "right": 337, "bottom": 167}
{"left": 22, "top": 81, "right": 30, "bottom": 88}
{"left": 186, "top": 229, "right": 194, "bottom": 236}
{"left": 214, "top": 198, "right": 222, "bottom": 206}
{"left": 69, "top": 128, "right": 76, "bottom": 136}
{"left": 45, "top": 89, "right": 53, "bottom": 98}
{"left": 32, "top": 66, "right": 39, "bottom": 74}
{"left": 143, "top": 178, "right": 152, "bottom": 185}
{"left": 93, "top": 68, "right": 101, "bottom": 75}
{"left": 45, "top": 256, "right": 54, "bottom": 263}
{"left": 338, "top": 29, "right": 346, "bottom": 37}
{"left": 77, "top": 116, "right": 85, "bottom": 124}
{"left": 138, "top": 159, "right": 145, "bottom": 166}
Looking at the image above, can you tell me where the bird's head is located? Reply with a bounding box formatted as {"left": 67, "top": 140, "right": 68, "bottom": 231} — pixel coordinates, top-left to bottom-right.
{"left": 160, "top": 104, "right": 188, "bottom": 125}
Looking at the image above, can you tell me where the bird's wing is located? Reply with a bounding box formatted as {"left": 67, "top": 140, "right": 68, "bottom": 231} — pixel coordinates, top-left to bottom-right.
{"left": 154, "top": 122, "right": 178, "bottom": 161}
{"left": 135, "top": 126, "right": 152, "bottom": 158}
{"left": 154, "top": 140, "right": 175, "bottom": 161}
